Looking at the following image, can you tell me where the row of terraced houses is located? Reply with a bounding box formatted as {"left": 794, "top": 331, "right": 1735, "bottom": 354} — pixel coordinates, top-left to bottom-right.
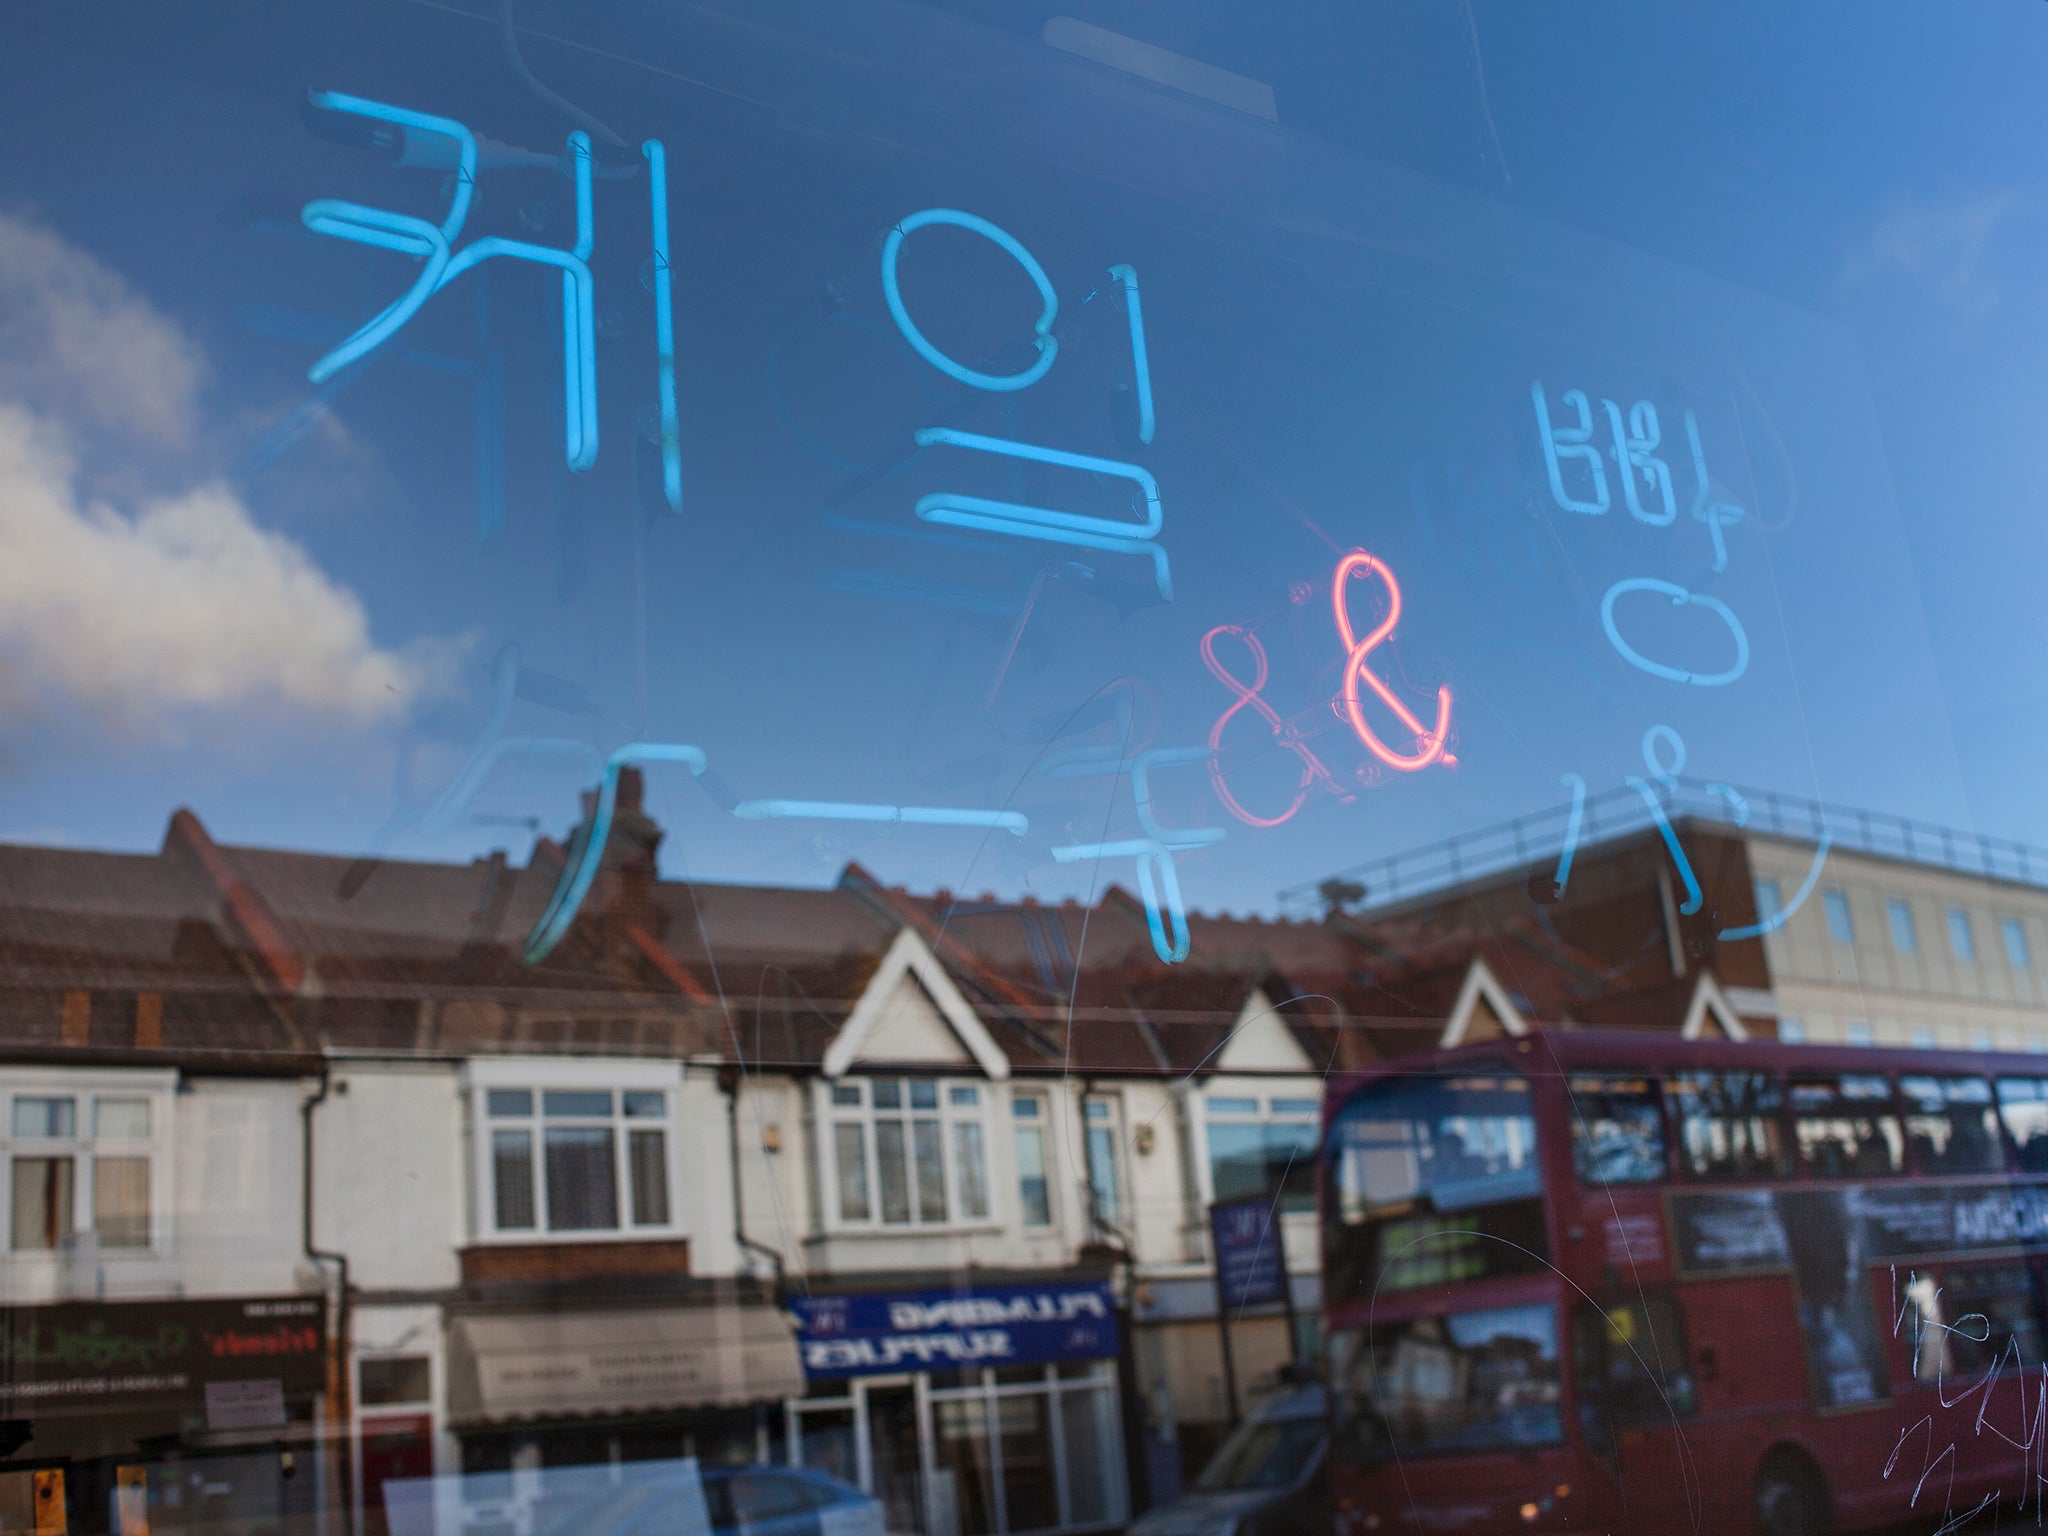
{"left": 4, "top": 774, "right": 2048, "bottom": 1536}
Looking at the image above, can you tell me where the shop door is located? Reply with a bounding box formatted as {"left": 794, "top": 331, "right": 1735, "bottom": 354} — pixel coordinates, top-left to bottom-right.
{"left": 361, "top": 1413, "right": 435, "bottom": 1536}
{"left": 863, "top": 1384, "right": 926, "bottom": 1536}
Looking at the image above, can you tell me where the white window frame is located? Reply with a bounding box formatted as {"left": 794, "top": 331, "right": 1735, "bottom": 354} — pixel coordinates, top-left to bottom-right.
{"left": 818, "top": 1076, "right": 997, "bottom": 1234}
{"left": 1193, "top": 1082, "right": 1322, "bottom": 1210}
{"left": 0, "top": 1068, "right": 173, "bottom": 1260}
{"left": 464, "top": 1059, "right": 686, "bottom": 1245}
{"left": 1011, "top": 1088, "right": 1057, "bottom": 1230}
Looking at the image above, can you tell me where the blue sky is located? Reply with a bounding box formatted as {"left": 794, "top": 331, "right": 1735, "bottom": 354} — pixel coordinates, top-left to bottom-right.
{"left": 0, "top": 0, "right": 2041, "bottom": 933}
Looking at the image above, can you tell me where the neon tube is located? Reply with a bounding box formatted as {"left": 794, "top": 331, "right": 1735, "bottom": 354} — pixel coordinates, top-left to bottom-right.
{"left": 1553, "top": 772, "right": 1587, "bottom": 894}
{"left": 642, "top": 139, "right": 681, "bottom": 514}
{"left": 1601, "top": 397, "right": 1676, "bottom": 526}
{"left": 1686, "top": 409, "right": 1746, "bottom": 573}
{"left": 1531, "top": 382, "right": 1610, "bottom": 516}
{"left": 523, "top": 742, "right": 708, "bottom": 964}
{"left": 1200, "top": 625, "right": 1341, "bottom": 828}
{"left": 731, "top": 801, "right": 1027, "bottom": 835}
{"left": 1626, "top": 774, "right": 1703, "bottom": 915}
{"left": 1331, "top": 551, "right": 1455, "bottom": 771}
{"left": 1601, "top": 578, "right": 1750, "bottom": 687}
{"left": 1719, "top": 835, "right": 1833, "bottom": 942}
{"left": 881, "top": 208, "right": 1058, "bottom": 391}
{"left": 1107, "top": 264, "right": 1155, "bottom": 445}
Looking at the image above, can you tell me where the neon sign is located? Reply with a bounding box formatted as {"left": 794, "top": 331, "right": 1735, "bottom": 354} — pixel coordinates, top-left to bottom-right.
{"left": 298, "top": 92, "right": 681, "bottom": 508}
{"left": 1051, "top": 746, "right": 1223, "bottom": 964}
{"left": 1600, "top": 578, "right": 1750, "bottom": 688}
{"left": 1331, "top": 551, "right": 1455, "bottom": 772}
{"left": 1199, "top": 624, "right": 1347, "bottom": 828}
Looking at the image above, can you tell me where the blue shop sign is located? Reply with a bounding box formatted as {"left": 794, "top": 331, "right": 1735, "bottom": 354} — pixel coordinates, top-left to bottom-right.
{"left": 790, "top": 1282, "right": 1119, "bottom": 1379}
{"left": 1210, "top": 1196, "right": 1288, "bottom": 1312}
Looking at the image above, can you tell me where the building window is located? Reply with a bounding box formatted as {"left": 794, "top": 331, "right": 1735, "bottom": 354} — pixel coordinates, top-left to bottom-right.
{"left": 2005, "top": 918, "right": 2032, "bottom": 970}
{"left": 481, "top": 1087, "right": 675, "bottom": 1237}
{"left": 359, "top": 1355, "right": 433, "bottom": 1408}
{"left": 1012, "top": 1092, "right": 1053, "bottom": 1228}
{"left": 1205, "top": 1093, "right": 1320, "bottom": 1213}
{"left": 1887, "top": 899, "right": 1919, "bottom": 953}
{"left": 1824, "top": 889, "right": 1855, "bottom": 944}
{"left": 1909, "top": 1028, "right": 1936, "bottom": 1050}
{"left": 1753, "top": 879, "right": 1783, "bottom": 929}
{"left": 5, "top": 1089, "right": 158, "bottom": 1254}
{"left": 1778, "top": 1018, "right": 1806, "bottom": 1045}
{"left": 1846, "top": 1020, "right": 1875, "bottom": 1047}
{"left": 826, "top": 1078, "right": 991, "bottom": 1229}
{"left": 1082, "top": 1096, "right": 1124, "bottom": 1227}
{"left": 1948, "top": 907, "right": 1977, "bottom": 962}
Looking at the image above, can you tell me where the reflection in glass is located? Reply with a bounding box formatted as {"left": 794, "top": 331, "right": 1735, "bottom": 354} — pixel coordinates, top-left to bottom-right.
{"left": 1567, "top": 1075, "right": 1668, "bottom": 1185}
{"left": 1338, "top": 1303, "right": 1562, "bottom": 1459}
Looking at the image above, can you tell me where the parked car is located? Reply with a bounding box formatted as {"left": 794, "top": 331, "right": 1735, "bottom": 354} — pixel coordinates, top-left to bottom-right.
{"left": 1132, "top": 1386, "right": 1327, "bottom": 1536}
{"left": 527, "top": 1464, "right": 885, "bottom": 1536}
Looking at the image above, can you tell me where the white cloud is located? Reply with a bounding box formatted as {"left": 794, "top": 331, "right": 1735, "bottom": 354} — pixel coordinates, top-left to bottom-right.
{"left": 0, "top": 212, "right": 206, "bottom": 449}
{"left": 1854, "top": 188, "right": 2046, "bottom": 317}
{"left": 0, "top": 210, "right": 445, "bottom": 735}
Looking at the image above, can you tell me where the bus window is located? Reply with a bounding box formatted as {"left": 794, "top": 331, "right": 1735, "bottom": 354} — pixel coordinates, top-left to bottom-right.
{"left": 1570, "top": 1294, "right": 1696, "bottom": 1457}
{"left": 1899, "top": 1074, "right": 2006, "bottom": 1176}
{"left": 1567, "top": 1075, "right": 1668, "bottom": 1185}
{"left": 1324, "top": 1073, "right": 1545, "bottom": 1299}
{"left": 1666, "top": 1071, "right": 1785, "bottom": 1181}
{"left": 1794, "top": 1081, "right": 1900, "bottom": 1179}
{"left": 1996, "top": 1078, "right": 2048, "bottom": 1173}
{"left": 1903, "top": 1265, "right": 2047, "bottom": 1384}
{"left": 1332, "top": 1303, "right": 1563, "bottom": 1460}
{"left": 1790, "top": 1074, "right": 1904, "bottom": 1178}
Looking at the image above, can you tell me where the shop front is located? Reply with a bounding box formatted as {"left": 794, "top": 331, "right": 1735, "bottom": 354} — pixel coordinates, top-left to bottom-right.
{"left": 0, "top": 1295, "right": 329, "bottom": 1536}
{"left": 788, "top": 1280, "right": 1128, "bottom": 1536}
{"left": 429, "top": 1296, "right": 805, "bottom": 1533}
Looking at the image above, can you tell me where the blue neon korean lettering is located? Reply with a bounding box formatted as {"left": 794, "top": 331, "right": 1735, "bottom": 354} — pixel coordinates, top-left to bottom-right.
{"left": 1050, "top": 746, "right": 1223, "bottom": 964}
{"left": 1531, "top": 382, "right": 1609, "bottom": 515}
{"left": 881, "top": 208, "right": 1059, "bottom": 392}
{"left": 1601, "top": 397, "right": 1676, "bottom": 526}
{"left": 1600, "top": 577, "right": 1750, "bottom": 686}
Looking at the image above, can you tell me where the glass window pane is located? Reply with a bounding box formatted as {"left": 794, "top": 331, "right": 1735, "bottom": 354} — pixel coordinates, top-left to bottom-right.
{"left": 948, "top": 1085, "right": 979, "bottom": 1108}
{"left": 12, "top": 1097, "right": 74, "bottom": 1139}
{"left": 871, "top": 1080, "right": 902, "bottom": 1111}
{"left": 2007, "top": 919, "right": 2033, "bottom": 970}
{"left": 542, "top": 1090, "right": 613, "bottom": 1118}
{"left": 1825, "top": 890, "right": 1855, "bottom": 944}
{"left": 1568, "top": 1075, "right": 1668, "bottom": 1185}
{"left": 1948, "top": 908, "right": 1977, "bottom": 961}
{"left": 486, "top": 1089, "right": 532, "bottom": 1118}
{"left": 1753, "top": 879, "right": 1783, "bottom": 927}
{"left": 622, "top": 1091, "right": 665, "bottom": 1119}
{"left": 1016, "top": 1124, "right": 1051, "bottom": 1227}
{"left": 1086, "top": 1123, "right": 1124, "bottom": 1224}
{"left": 1336, "top": 1302, "right": 1562, "bottom": 1459}
{"left": 953, "top": 1121, "right": 989, "bottom": 1220}
{"left": 1847, "top": 1021, "right": 1875, "bottom": 1047}
{"left": 876, "top": 1120, "right": 911, "bottom": 1224}
{"left": 913, "top": 1118, "right": 947, "bottom": 1222}
{"left": 491, "top": 1129, "right": 535, "bottom": 1231}
{"left": 1900, "top": 1076, "right": 2003, "bottom": 1176}
{"left": 93, "top": 1155, "right": 150, "bottom": 1248}
{"left": 1888, "top": 898, "right": 1918, "bottom": 953}
{"left": 831, "top": 1083, "right": 862, "bottom": 1107}
{"left": 2001, "top": 1079, "right": 2048, "bottom": 1173}
{"left": 94, "top": 1098, "right": 150, "bottom": 1139}
{"left": 1667, "top": 1071, "right": 1785, "bottom": 1180}
{"left": 1270, "top": 1120, "right": 1318, "bottom": 1214}
{"left": 996, "top": 1390, "right": 1058, "bottom": 1533}
{"left": 1012, "top": 1094, "right": 1040, "bottom": 1120}
{"left": 1779, "top": 1019, "right": 1807, "bottom": 1044}
{"left": 1058, "top": 1386, "right": 1116, "bottom": 1526}
{"left": 834, "top": 1122, "right": 871, "bottom": 1222}
{"left": 10, "top": 1156, "right": 72, "bottom": 1250}
{"left": 1208, "top": 1123, "right": 1266, "bottom": 1203}
{"left": 1206, "top": 1097, "right": 1259, "bottom": 1118}
{"left": 1791, "top": 1075, "right": 1904, "bottom": 1178}
{"left": 1270, "top": 1098, "right": 1319, "bottom": 1117}
{"left": 910, "top": 1080, "right": 939, "bottom": 1111}
{"left": 360, "top": 1356, "right": 432, "bottom": 1407}
{"left": 543, "top": 1125, "right": 618, "bottom": 1230}
{"left": 628, "top": 1128, "right": 670, "bottom": 1225}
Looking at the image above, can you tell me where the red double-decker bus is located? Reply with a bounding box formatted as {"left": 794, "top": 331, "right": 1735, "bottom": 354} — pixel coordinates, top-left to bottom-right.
{"left": 1322, "top": 1032, "right": 2048, "bottom": 1536}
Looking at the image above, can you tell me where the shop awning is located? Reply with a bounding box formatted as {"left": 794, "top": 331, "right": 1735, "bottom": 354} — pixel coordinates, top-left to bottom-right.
{"left": 445, "top": 1301, "right": 805, "bottom": 1425}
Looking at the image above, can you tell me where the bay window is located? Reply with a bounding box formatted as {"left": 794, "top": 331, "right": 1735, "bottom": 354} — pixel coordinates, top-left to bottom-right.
{"left": 1205, "top": 1092, "right": 1319, "bottom": 1213}
{"left": 826, "top": 1077, "right": 992, "bottom": 1228}
{"left": 477, "top": 1084, "right": 677, "bottom": 1239}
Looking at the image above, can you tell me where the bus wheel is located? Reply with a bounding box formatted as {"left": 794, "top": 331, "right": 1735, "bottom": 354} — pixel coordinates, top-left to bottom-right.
{"left": 1753, "top": 1454, "right": 1830, "bottom": 1536}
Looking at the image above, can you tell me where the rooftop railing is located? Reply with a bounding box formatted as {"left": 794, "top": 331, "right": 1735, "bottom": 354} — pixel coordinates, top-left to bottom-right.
{"left": 1277, "top": 780, "right": 2048, "bottom": 919}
